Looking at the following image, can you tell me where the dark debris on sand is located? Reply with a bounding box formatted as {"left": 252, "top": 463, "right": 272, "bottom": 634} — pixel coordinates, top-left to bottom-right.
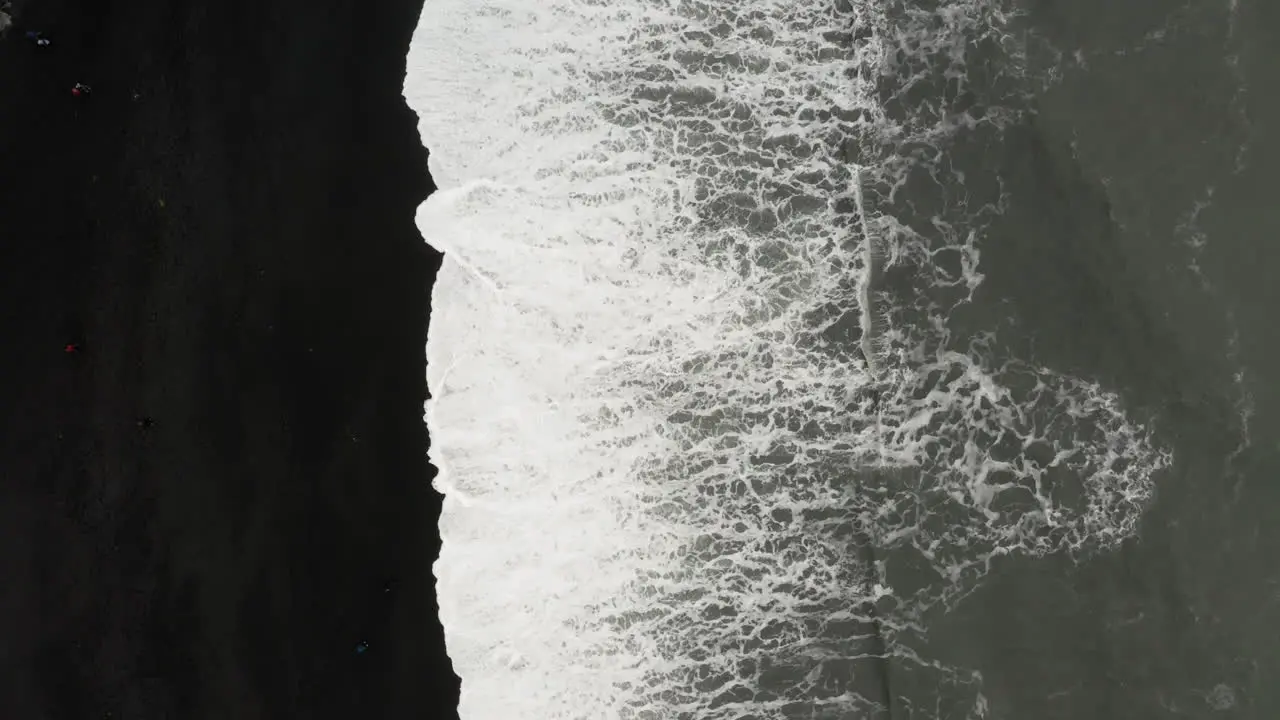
{"left": 0, "top": 0, "right": 455, "bottom": 718}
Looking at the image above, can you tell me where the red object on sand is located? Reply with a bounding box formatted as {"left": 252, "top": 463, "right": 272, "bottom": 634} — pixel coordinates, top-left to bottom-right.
{"left": 64, "top": 343, "right": 78, "bottom": 353}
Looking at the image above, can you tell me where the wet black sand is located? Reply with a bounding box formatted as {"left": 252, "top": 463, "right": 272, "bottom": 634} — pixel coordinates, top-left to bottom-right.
{"left": 0, "top": 1, "right": 456, "bottom": 717}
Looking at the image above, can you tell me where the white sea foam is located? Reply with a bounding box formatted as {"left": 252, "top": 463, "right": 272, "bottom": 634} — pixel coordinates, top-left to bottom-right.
{"left": 405, "top": 2, "right": 1171, "bottom": 717}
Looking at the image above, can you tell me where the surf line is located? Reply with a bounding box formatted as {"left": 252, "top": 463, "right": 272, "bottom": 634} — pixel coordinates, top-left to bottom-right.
{"left": 853, "top": 165, "right": 888, "bottom": 382}
{"left": 849, "top": 165, "right": 899, "bottom": 716}
{"left": 853, "top": 165, "right": 892, "bottom": 476}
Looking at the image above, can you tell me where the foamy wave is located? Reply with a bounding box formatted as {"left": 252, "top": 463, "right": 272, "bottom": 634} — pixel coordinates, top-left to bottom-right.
{"left": 407, "top": 1, "right": 1170, "bottom": 718}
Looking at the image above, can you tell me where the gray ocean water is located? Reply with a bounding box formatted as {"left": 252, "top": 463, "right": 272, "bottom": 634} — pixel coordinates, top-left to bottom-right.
{"left": 928, "top": 0, "right": 1280, "bottom": 717}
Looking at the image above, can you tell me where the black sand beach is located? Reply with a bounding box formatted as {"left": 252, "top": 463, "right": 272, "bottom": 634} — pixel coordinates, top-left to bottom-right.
{"left": 0, "top": 0, "right": 457, "bottom": 717}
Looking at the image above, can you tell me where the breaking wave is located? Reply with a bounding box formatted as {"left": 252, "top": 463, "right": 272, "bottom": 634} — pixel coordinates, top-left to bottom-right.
{"left": 405, "top": 1, "right": 1171, "bottom": 717}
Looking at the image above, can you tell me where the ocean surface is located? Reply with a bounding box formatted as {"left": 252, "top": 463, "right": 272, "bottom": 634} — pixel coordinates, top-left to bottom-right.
{"left": 405, "top": 1, "right": 1280, "bottom": 718}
